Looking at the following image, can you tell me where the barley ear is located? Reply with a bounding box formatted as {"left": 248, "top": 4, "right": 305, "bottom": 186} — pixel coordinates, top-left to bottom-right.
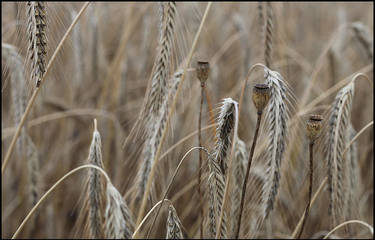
{"left": 230, "top": 138, "right": 247, "bottom": 237}
{"left": 325, "top": 82, "right": 354, "bottom": 227}
{"left": 166, "top": 204, "right": 184, "bottom": 239}
{"left": 87, "top": 119, "right": 105, "bottom": 238}
{"left": 264, "top": 2, "right": 273, "bottom": 67}
{"left": 213, "top": 98, "right": 237, "bottom": 176}
{"left": 26, "top": 1, "right": 47, "bottom": 88}
{"left": 208, "top": 153, "right": 228, "bottom": 238}
{"left": 104, "top": 182, "right": 134, "bottom": 239}
{"left": 261, "top": 67, "right": 290, "bottom": 219}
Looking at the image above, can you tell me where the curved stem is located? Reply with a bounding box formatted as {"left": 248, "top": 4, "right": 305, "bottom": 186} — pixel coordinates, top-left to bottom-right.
{"left": 343, "top": 121, "right": 373, "bottom": 156}
{"left": 238, "top": 63, "right": 266, "bottom": 117}
{"left": 235, "top": 111, "right": 262, "bottom": 238}
{"left": 2, "top": 2, "right": 90, "bottom": 174}
{"left": 132, "top": 199, "right": 172, "bottom": 239}
{"left": 11, "top": 164, "right": 109, "bottom": 239}
{"left": 146, "top": 147, "right": 209, "bottom": 238}
{"left": 297, "top": 142, "right": 314, "bottom": 238}
{"left": 323, "top": 220, "right": 374, "bottom": 239}
{"left": 159, "top": 123, "right": 217, "bottom": 162}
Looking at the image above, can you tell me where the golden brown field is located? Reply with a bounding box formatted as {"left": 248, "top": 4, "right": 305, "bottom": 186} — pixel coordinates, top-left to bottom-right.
{"left": 2, "top": 2, "right": 373, "bottom": 239}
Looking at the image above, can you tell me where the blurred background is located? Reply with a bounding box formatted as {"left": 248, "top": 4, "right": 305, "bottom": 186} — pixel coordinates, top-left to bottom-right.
{"left": 2, "top": 2, "right": 373, "bottom": 238}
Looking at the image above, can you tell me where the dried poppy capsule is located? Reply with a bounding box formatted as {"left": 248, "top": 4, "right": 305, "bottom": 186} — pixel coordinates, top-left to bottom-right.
{"left": 252, "top": 84, "right": 271, "bottom": 114}
{"left": 306, "top": 114, "right": 323, "bottom": 142}
{"left": 196, "top": 61, "right": 209, "bottom": 86}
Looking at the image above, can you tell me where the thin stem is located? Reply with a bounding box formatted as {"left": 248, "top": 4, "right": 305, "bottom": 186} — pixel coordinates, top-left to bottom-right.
{"left": 323, "top": 220, "right": 374, "bottom": 239}
{"left": 297, "top": 142, "right": 314, "bottom": 238}
{"left": 291, "top": 177, "right": 328, "bottom": 238}
{"left": 11, "top": 164, "right": 110, "bottom": 239}
{"left": 198, "top": 85, "right": 204, "bottom": 239}
{"left": 343, "top": 120, "right": 373, "bottom": 156}
{"left": 145, "top": 147, "right": 209, "bottom": 238}
{"left": 132, "top": 199, "right": 173, "bottom": 239}
{"left": 2, "top": 2, "right": 90, "bottom": 174}
{"left": 235, "top": 111, "right": 262, "bottom": 238}
{"left": 135, "top": 2, "right": 212, "bottom": 226}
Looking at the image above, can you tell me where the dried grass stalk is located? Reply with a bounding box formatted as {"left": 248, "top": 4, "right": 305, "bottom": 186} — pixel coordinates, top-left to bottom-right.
{"left": 26, "top": 1, "right": 47, "bottom": 87}
{"left": 325, "top": 82, "right": 354, "bottom": 227}
{"left": 166, "top": 204, "right": 183, "bottom": 239}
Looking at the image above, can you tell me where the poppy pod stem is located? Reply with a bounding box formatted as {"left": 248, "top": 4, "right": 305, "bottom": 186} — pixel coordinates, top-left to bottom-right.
{"left": 298, "top": 114, "right": 323, "bottom": 238}
{"left": 196, "top": 60, "right": 209, "bottom": 239}
{"left": 236, "top": 84, "right": 271, "bottom": 238}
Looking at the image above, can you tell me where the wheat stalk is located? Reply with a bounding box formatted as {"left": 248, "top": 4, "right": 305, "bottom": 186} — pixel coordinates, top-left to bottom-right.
{"left": 261, "top": 67, "right": 290, "bottom": 219}
{"left": 135, "top": 1, "right": 178, "bottom": 201}
{"left": 146, "top": 2, "right": 177, "bottom": 121}
{"left": 325, "top": 81, "right": 354, "bottom": 228}
{"left": 87, "top": 119, "right": 105, "bottom": 238}
{"left": 209, "top": 98, "right": 238, "bottom": 238}
{"left": 264, "top": 2, "right": 273, "bottom": 67}
{"left": 166, "top": 204, "right": 183, "bottom": 239}
{"left": 26, "top": 1, "right": 47, "bottom": 87}
{"left": 136, "top": 71, "right": 182, "bottom": 200}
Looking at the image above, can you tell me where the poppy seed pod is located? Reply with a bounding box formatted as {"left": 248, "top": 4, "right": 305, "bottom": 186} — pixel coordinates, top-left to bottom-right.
{"left": 196, "top": 61, "right": 209, "bottom": 86}
{"left": 252, "top": 84, "right": 271, "bottom": 114}
{"left": 306, "top": 114, "right": 323, "bottom": 142}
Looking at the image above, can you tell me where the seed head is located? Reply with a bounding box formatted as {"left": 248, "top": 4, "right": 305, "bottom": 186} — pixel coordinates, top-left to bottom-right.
{"left": 252, "top": 84, "right": 271, "bottom": 114}
{"left": 196, "top": 61, "right": 210, "bottom": 86}
{"left": 306, "top": 114, "right": 323, "bottom": 142}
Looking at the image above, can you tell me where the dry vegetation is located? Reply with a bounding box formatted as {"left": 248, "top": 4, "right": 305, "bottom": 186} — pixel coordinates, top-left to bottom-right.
{"left": 1, "top": 2, "right": 373, "bottom": 239}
